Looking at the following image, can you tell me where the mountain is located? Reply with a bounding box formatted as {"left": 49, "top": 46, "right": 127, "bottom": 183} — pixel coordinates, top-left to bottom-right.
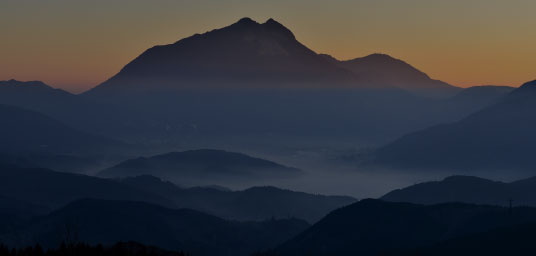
{"left": 84, "top": 18, "right": 368, "bottom": 97}
{"left": 277, "top": 199, "right": 536, "bottom": 255}
{"left": 0, "top": 165, "right": 352, "bottom": 223}
{"left": 98, "top": 149, "right": 301, "bottom": 186}
{"left": 0, "top": 166, "right": 172, "bottom": 210}
{"left": 381, "top": 175, "right": 536, "bottom": 207}
{"left": 0, "top": 104, "right": 122, "bottom": 155}
{"left": 4, "top": 199, "right": 309, "bottom": 256}
{"left": 375, "top": 79, "right": 536, "bottom": 170}
{"left": 0, "top": 80, "right": 75, "bottom": 103}
{"left": 397, "top": 223, "right": 536, "bottom": 255}
{"left": 0, "top": 195, "right": 48, "bottom": 234}
{"left": 117, "top": 175, "right": 356, "bottom": 223}
{"left": 74, "top": 18, "right": 480, "bottom": 147}
{"left": 336, "top": 53, "right": 460, "bottom": 97}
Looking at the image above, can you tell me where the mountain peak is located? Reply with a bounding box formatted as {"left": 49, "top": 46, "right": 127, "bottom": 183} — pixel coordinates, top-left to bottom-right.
{"left": 363, "top": 53, "right": 397, "bottom": 60}
{"left": 235, "top": 17, "right": 258, "bottom": 25}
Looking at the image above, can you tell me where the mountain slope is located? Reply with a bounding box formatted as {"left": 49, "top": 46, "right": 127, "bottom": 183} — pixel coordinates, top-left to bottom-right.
{"left": 85, "top": 18, "right": 367, "bottom": 97}
{"left": 338, "top": 53, "right": 460, "bottom": 97}
{"left": 381, "top": 175, "right": 536, "bottom": 206}
{"left": 399, "top": 222, "right": 536, "bottom": 255}
{"left": 375, "top": 79, "right": 536, "bottom": 170}
{"left": 278, "top": 199, "right": 536, "bottom": 255}
{"left": 0, "top": 166, "right": 172, "bottom": 209}
{"left": 7, "top": 199, "right": 309, "bottom": 256}
{"left": 0, "top": 104, "right": 121, "bottom": 154}
{"left": 99, "top": 149, "right": 301, "bottom": 185}
{"left": 118, "top": 175, "right": 356, "bottom": 223}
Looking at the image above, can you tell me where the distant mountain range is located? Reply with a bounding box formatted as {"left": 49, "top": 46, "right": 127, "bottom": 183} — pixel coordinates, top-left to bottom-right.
{"left": 2, "top": 199, "right": 309, "bottom": 256}
{"left": 117, "top": 175, "right": 355, "bottom": 223}
{"left": 323, "top": 53, "right": 460, "bottom": 97}
{"left": 0, "top": 166, "right": 353, "bottom": 222}
{"left": 99, "top": 149, "right": 301, "bottom": 185}
{"left": 277, "top": 199, "right": 536, "bottom": 255}
{"left": 1, "top": 16, "right": 513, "bottom": 147}
{"left": 0, "top": 166, "right": 172, "bottom": 210}
{"left": 0, "top": 104, "right": 122, "bottom": 155}
{"left": 375, "top": 79, "right": 536, "bottom": 170}
{"left": 85, "top": 18, "right": 457, "bottom": 98}
{"left": 0, "top": 18, "right": 524, "bottom": 151}
{"left": 382, "top": 175, "right": 536, "bottom": 207}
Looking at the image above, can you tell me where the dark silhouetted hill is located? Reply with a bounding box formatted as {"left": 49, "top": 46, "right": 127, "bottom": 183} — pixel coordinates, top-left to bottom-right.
{"left": 0, "top": 166, "right": 172, "bottom": 210}
{"left": 6, "top": 199, "right": 309, "bottom": 256}
{"left": 396, "top": 222, "right": 536, "bottom": 255}
{"left": 0, "top": 165, "right": 352, "bottom": 223}
{"left": 375, "top": 79, "right": 536, "bottom": 170}
{"left": 382, "top": 175, "right": 536, "bottom": 207}
{"left": 277, "top": 199, "right": 536, "bottom": 255}
{"left": 99, "top": 149, "right": 301, "bottom": 185}
{"left": 118, "top": 175, "right": 356, "bottom": 223}
{"left": 0, "top": 195, "right": 49, "bottom": 234}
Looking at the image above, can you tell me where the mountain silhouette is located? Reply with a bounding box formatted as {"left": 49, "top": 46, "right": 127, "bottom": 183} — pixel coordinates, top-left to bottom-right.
{"left": 332, "top": 53, "right": 460, "bottom": 97}
{"left": 85, "top": 18, "right": 367, "bottom": 97}
{"left": 375, "top": 79, "right": 536, "bottom": 170}
{"left": 99, "top": 149, "right": 301, "bottom": 185}
{"left": 0, "top": 165, "right": 351, "bottom": 223}
{"left": 118, "top": 175, "right": 356, "bottom": 223}
{"left": 4, "top": 199, "right": 309, "bottom": 256}
{"left": 382, "top": 175, "right": 536, "bottom": 207}
{"left": 277, "top": 199, "right": 536, "bottom": 255}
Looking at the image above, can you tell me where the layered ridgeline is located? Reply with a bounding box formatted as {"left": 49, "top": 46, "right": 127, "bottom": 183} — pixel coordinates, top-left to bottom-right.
{"left": 0, "top": 103, "right": 126, "bottom": 173}
{"left": 98, "top": 149, "right": 301, "bottom": 185}
{"left": 382, "top": 175, "right": 536, "bottom": 207}
{"left": 276, "top": 199, "right": 536, "bottom": 255}
{"left": 0, "top": 79, "right": 146, "bottom": 141}
{"left": 376, "top": 79, "right": 536, "bottom": 170}
{"left": 0, "top": 166, "right": 354, "bottom": 223}
{"left": 322, "top": 53, "right": 459, "bottom": 97}
{"left": 1, "top": 199, "right": 309, "bottom": 256}
{"left": 116, "top": 175, "right": 355, "bottom": 223}
{"left": 3, "top": 18, "right": 500, "bottom": 146}
{"left": 84, "top": 18, "right": 457, "bottom": 97}
{"left": 0, "top": 104, "right": 121, "bottom": 155}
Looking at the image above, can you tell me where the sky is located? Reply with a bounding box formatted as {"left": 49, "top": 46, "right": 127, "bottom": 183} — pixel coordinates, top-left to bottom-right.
{"left": 1, "top": 0, "right": 535, "bottom": 93}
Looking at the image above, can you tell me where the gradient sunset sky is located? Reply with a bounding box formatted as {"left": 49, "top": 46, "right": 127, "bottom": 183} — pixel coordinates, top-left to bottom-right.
{"left": 1, "top": 0, "right": 535, "bottom": 93}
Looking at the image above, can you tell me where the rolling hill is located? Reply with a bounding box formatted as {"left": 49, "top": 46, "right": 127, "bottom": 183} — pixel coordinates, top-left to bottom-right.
{"left": 381, "top": 175, "right": 536, "bottom": 207}
{"left": 117, "top": 175, "right": 356, "bottom": 223}
{"left": 4, "top": 199, "right": 309, "bottom": 256}
{"left": 99, "top": 149, "right": 301, "bottom": 185}
{"left": 277, "top": 199, "right": 536, "bottom": 255}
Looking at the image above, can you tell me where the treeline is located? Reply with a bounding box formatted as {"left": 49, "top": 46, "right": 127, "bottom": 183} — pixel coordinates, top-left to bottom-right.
{"left": 0, "top": 242, "right": 187, "bottom": 256}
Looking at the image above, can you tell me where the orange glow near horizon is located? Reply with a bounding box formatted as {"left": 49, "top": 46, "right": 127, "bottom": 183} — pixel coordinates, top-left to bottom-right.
{"left": 1, "top": 0, "right": 535, "bottom": 93}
